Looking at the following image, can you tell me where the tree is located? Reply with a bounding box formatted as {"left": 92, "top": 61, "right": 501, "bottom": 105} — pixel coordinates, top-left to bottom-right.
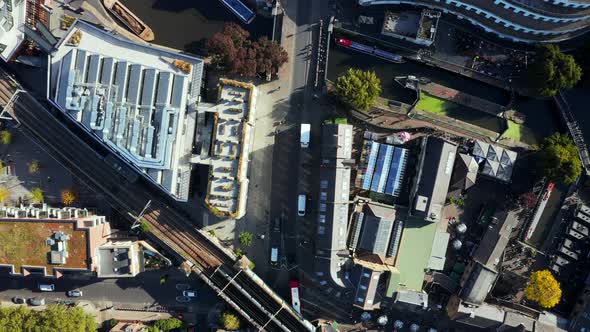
{"left": 528, "top": 44, "right": 582, "bottom": 97}
{"left": 208, "top": 23, "right": 288, "bottom": 78}
{"left": 519, "top": 192, "right": 538, "bottom": 209}
{"left": 537, "top": 133, "right": 582, "bottom": 184}
{"left": 239, "top": 231, "right": 253, "bottom": 247}
{"left": 0, "top": 186, "right": 10, "bottom": 203}
{"left": 153, "top": 318, "right": 183, "bottom": 331}
{"left": 31, "top": 187, "right": 44, "bottom": 204}
{"left": 221, "top": 311, "right": 241, "bottom": 330}
{"left": 61, "top": 189, "right": 76, "bottom": 205}
{"left": 525, "top": 270, "right": 562, "bottom": 308}
{"left": 0, "top": 130, "right": 11, "bottom": 144}
{"left": 0, "top": 304, "right": 97, "bottom": 332}
{"left": 28, "top": 160, "right": 40, "bottom": 175}
{"left": 336, "top": 68, "right": 381, "bottom": 110}
{"left": 139, "top": 220, "right": 152, "bottom": 233}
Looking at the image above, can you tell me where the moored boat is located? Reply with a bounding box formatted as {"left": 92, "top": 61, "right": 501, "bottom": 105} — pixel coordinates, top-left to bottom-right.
{"left": 103, "top": 0, "right": 154, "bottom": 41}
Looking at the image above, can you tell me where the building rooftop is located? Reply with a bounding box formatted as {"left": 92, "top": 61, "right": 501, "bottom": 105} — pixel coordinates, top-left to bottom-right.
{"left": 361, "top": 140, "right": 409, "bottom": 197}
{"left": 412, "top": 137, "right": 457, "bottom": 222}
{"left": 48, "top": 20, "right": 204, "bottom": 201}
{"left": 388, "top": 215, "right": 438, "bottom": 293}
{"left": 314, "top": 124, "right": 354, "bottom": 289}
{"left": 460, "top": 263, "right": 498, "bottom": 305}
{"left": 449, "top": 153, "right": 478, "bottom": 197}
{"left": 353, "top": 267, "right": 383, "bottom": 310}
{"left": 473, "top": 209, "right": 520, "bottom": 271}
{"left": 200, "top": 80, "right": 257, "bottom": 218}
{"left": 0, "top": 204, "right": 109, "bottom": 277}
{"left": 472, "top": 141, "right": 517, "bottom": 183}
{"left": 0, "top": 0, "right": 31, "bottom": 62}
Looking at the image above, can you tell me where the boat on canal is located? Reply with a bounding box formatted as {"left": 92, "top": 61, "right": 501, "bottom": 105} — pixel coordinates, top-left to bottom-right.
{"left": 103, "top": 0, "right": 155, "bottom": 41}
{"left": 335, "top": 37, "right": 405, "bottom": 64}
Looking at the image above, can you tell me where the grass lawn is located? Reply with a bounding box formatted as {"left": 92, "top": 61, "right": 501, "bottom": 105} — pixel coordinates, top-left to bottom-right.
{"left": 503, "top": 120, "right": 539, "bottom": 146}
{"left": 415, "top": 92, "right": 454, "bottom": 115}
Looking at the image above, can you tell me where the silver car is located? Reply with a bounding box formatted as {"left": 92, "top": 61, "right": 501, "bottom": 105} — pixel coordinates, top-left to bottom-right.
{"left": 66, "top": 289, "right": 83, "bottom": 297}
{"left": 28, "top": 298, "right": 45, "bottom": 306}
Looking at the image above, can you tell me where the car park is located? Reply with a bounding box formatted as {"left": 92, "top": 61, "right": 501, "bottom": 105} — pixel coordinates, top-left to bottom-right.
{"left": 12, "top": 297, "right": 25, "bottom": 304}
{"left": 182, "top": 290, "right": 197, "bottom": 298}
{"left": 28, "top": 298, "right": 45, "bottom": 306}
{"left": 66, "top": 289, "right": 83, "bottom": 297}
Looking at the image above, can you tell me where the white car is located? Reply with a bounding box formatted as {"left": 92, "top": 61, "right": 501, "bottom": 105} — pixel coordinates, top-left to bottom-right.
{"left": 183, "top": 290, "right": 197, "bottom": 298}
{"left": 67, "top": 289, "right": 83, "bottom": 297}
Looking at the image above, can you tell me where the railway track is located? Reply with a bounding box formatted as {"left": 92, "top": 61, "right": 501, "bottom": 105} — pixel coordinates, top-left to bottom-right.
{"left": 0, "top": 68, "right": 311, "bottom": 332}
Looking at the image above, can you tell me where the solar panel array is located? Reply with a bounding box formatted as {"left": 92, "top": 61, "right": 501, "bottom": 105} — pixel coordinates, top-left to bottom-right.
{"left": 362, "top": 141, "right": 409, "bottom": 196}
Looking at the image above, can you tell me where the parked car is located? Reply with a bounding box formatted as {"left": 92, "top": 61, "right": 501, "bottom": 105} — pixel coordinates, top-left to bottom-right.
{"left": 175, "top": 284, "right": 191, "bottom": 291}
{"left": 175, "top": 296, "right": 190, "bottom": 303}
{"left": 66, "top": 289, "right": 83, "bottom": 297}
{"left": 28, "top": 298, "right": 45, "bottom": 306}
{"left": 182, "top": 290, "right": 197, "bottom": 298}
{"left": 38, "top": 283, "right": 54, "bottom": 292}
{"left": 12, "top": 296, "right": 25, "bottom": 304}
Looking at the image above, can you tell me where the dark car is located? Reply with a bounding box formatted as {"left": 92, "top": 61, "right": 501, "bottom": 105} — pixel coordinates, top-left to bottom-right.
{"left": 12, "top": 296, "right": 25, "bottom": 304}
{"left": 28, "top": 298, "right": 45, "bottom": 306}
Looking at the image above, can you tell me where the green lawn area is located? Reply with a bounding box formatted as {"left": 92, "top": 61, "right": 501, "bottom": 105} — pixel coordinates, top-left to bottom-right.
{"left": 503, "top": 120, "right": 539, "bottom": 146}
{"left": 388, "top": 217, "right": 438, "bottom": 293}
{"left": 415, "top": 92, "right": 454, "bottom": 115}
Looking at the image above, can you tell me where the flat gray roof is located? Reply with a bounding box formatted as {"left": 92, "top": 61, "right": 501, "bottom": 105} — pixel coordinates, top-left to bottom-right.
{"left": 412, "top": 137, "right": 457, "bottom": 222}
{"left": 315, "top": 124, "right": 354, "bottom": 289}
{"left": 49, "top": 20, "right": 204, "bottom": 201}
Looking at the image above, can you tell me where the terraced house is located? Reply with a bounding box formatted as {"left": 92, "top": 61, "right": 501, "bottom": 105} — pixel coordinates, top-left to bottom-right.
{"left": 358, "top": 0, "right": 590, "bottom": 43}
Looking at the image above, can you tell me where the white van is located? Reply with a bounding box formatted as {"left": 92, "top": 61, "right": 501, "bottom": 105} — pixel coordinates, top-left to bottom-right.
{"left": 270, "top": 247, "right": 278, "bottom": 266}
{"left": 38, "top": 284, "right": 54, "bottom": 292}
{"left": 297, "top": 194, "right": 306, "bottom": 216}
{"left": 300, "top": 124, "right": 310, "bottom": 148}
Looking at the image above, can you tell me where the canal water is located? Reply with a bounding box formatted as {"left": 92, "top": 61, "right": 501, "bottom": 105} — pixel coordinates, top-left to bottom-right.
{"left": 328, "top": 43, "right": 561, "bottom": 137}
{"left": 121, "top": 0, "right": 273, "bottom": 55}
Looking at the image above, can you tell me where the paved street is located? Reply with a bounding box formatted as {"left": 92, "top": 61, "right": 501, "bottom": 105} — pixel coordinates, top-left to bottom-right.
{"left": 0, "top": 270, "right": 217, "bottom": 312}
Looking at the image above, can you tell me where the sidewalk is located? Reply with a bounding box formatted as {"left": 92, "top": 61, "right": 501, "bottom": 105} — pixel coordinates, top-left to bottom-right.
{"left": 202, "top": 5, "right": 298, "bottom": 276}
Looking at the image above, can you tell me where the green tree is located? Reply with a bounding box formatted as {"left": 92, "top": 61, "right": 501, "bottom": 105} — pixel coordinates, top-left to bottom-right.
{"left": 221, "top": 311, "right": 241, "bottom": 330}
{"left": 31, "top": 187, "right": 44, "bottom": 204}
{"left": 239, "top": 231, "right": 253, "bottom": 247}
{"left": 0, "top": 305, "right": 97, "bottom": 332}
{"left": 234, "top": 248, "right": 244, "bottom": 257}
{"left": 28, "top": 160, "right": 40, "bottom": 175}
{"left": 0, "top": 130, "right": 11, "bottom": 145}
{"left": 525, "top": 270, "right": 562, "bottom": 308}
{"left": 0, "top": 186, "right": 10, "bottom": 203}
{"left": 528, "top": 44, "right": 582, "bottom": 96}
{"left": 139, "top": 220, "right": 152, "bottom": 233}
{"left": 336, "top": 68, "right": 381, "bottom": 110}
{"left": 538, "top": 133, "right": 582, "bottom": 184}
{"left": 153, "top": 318, "right": 183, "bottom": 331}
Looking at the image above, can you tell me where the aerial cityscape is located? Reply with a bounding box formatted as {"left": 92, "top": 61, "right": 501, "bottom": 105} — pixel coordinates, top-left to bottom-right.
{"left": 0, "top": 0, "right": 589, "bottom": 331}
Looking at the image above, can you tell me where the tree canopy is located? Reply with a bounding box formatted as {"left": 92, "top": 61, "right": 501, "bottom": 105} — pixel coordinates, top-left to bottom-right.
{"left": 335, "top": 68, "right": 381, "bottom": 110}
{"left": 537, "top": 133, "right": 582, "bottom": 184}
{"left": 0, "top": 304, "right": 97, "bottom": 332}
{"left": 528, "top": 44, "right": 582, "bottom": 97}
{"left": 61, "top": 189, "right": 76, "bottom": 205}
{"left": 221, "top": 311, "right": 241, "bottom": 330}
{"left": 208, "top": 22, "right": 288, "bottom": 78}
{"left": 153, "top": 318, "right": 183, "bottom": 332}
{"left": 525, "top": 270, "right": 562, "bottom": 308}
{"left": 239, "top": 231, "right": 253, "bottom": 247}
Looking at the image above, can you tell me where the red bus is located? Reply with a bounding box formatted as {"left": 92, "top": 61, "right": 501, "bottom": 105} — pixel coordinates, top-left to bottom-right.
{"left": 289, "top": 279, "right": 301, "bottom": 315}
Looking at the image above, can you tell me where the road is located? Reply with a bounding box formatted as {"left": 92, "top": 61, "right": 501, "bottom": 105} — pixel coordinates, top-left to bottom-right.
{"left": 0, "top": 67, "right": 310, "bottom": 331}
{"left": 264, "top": 0, "right": 352, "bottom": 319}
{"left": 0, "top": 272, "right": 216, "bottom": 312}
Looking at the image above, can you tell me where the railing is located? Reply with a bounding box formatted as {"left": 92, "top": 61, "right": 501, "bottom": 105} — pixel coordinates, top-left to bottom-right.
{"left": 554, "top": 91, "right": 590, "bottom": 175}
